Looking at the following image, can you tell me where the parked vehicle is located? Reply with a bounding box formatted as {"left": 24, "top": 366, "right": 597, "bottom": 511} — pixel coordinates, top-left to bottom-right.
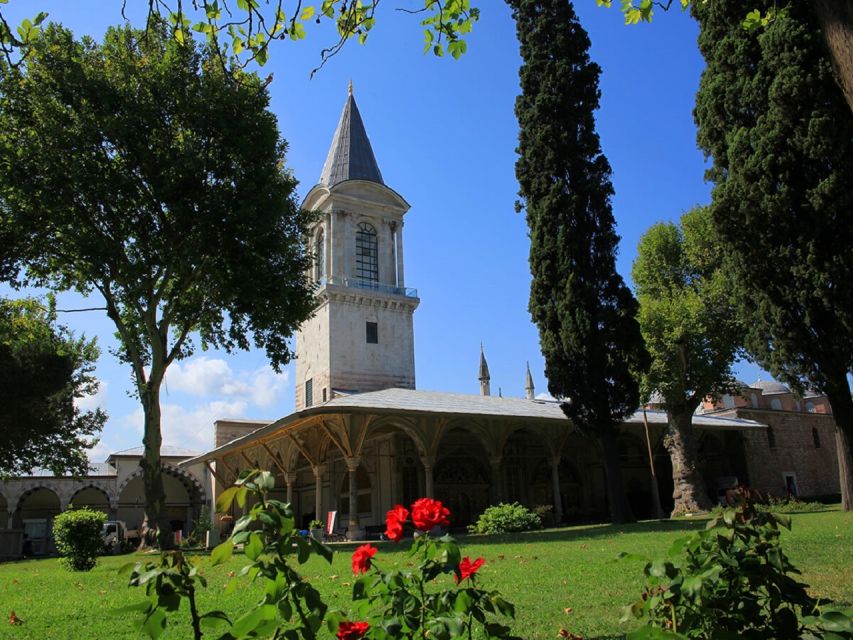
{"left": 101, "top": 520, "right": 140, "bottom": 549}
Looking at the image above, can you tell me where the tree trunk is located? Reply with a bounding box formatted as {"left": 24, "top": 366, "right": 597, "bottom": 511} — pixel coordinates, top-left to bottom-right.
{"left": 665, "top": 410, "right": 713, "bottom": 516}
{"left": 600, "top": 428, "right": 635, "bottom": 524}
{"left": 139, "top": 380, "right": 171, "bottom": 549}
{"left": 824, "top": 375, "right": 853, "bottom": 511}
{"left": 812, "top": 0, "right": 853, "bottom": 115}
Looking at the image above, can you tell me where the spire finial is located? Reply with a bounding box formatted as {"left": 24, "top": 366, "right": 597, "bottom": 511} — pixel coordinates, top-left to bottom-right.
{"left": 478, "top": 343, "right": 491, "bottom": 396}
{"left": 525, "top": 361, "right": 535, "bottom": 400}
{"left": 348, "top": 79, "right": 353, "bottom": 96}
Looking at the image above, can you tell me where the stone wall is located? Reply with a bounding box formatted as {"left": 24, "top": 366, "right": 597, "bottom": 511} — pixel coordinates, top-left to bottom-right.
{"left": 736, "top": 408, "right": 839, "bottom": 498}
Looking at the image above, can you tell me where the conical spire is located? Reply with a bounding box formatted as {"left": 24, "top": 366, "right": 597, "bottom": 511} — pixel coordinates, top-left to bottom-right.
{"left": 525, "top": 361, "right": 535, "bottom": 400}
{"left": 479, "top": 343, "right": 491, "bottom": 397}
{"left": 319, "top": 86, "right": 384, "bottom": 187}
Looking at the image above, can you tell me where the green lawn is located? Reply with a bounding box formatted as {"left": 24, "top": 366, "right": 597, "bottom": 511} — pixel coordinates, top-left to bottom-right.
{"left": 1, "top": 510, "right": 850, "bottom": 640}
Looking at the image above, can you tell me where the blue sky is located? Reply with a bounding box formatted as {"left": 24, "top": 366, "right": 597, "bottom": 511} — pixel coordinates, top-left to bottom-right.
{"left": 2, "top": 0, "right": 770, "bottom": 460}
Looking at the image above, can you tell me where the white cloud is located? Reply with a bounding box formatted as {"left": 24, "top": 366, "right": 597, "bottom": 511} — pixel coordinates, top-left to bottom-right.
{"left": 164, "top": 357, "right": 289, "bottom": 408}
{"left": 120, "top": 399, "right": 248, "bottom": 453}
{"left": 86, "top": 438, "right": 114, "bottom": 464}
{"left": 76, "top": 379, "right": 108, "bottom": 413}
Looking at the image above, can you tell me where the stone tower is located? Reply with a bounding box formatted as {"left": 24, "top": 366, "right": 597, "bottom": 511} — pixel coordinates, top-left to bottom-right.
{"left": 295, "top": 87, "right": 419, "bottom": 409}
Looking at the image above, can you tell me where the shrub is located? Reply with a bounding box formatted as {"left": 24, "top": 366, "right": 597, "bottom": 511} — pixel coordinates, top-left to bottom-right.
{"left": 756, "top": 497, "right": 828, "bottom": 514}
{"left": 468, "top": 502, "right": 542, "bottom": 535}
{"left": 622, "top": 500, "right": 853, "bottom": 639}
{"left": 53, "top": 507, "right": 107, "bottom": 571}
{"left": 533, "top": 504, "right": 555, "bottom": 527}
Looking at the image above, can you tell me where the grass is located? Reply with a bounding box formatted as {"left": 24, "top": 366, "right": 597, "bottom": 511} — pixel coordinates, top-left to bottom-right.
{"left": 0, "top": 510, "right": 850, "bottom": 639}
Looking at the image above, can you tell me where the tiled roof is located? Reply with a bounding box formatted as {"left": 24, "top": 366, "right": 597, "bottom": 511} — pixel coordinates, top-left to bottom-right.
{"left": 17, "top": 462, "right": 117, "bottom": 478}
{"left": 109, "top": 445, "right": 201, "bottom": 458}
{"left": 181, "top": 388, "right": 766, "bottom": 465}
{"left": 319, "top": 92, "right": 384, "bottom": 187}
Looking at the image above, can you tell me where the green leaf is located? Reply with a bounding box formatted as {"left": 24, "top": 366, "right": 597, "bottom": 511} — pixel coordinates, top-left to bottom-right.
{"left": 245, "top": 531, "right": 264, "bottom": 561}
{"left": 742, "top": 9, "right": 763, "bottom": 31}
{"left": 140, "top": 607, "right": 167, "bottom": 639}
{"left": 111, "top": 600, "right": 152, "bottom": 616}
{"left": 300, "top": 5, "right": 315, "bottom": 21}
{"left": 210, "top": 539, "right": 234, "bottom": 566}
{"left": 216, "top": 486, "right": 239, "bottom": 514}
{"left": 199, "top": 610, "right": 231, "bottom": 629}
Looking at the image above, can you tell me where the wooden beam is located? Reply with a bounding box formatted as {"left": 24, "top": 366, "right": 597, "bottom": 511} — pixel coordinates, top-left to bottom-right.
{"left": 261, "top": 442, "right": 288, "bottom": 475}
{"left": 219, "top": 456, "right": 238, "bottom": 479}
{"left": 205, "top": 461, "right": 228, "bottom": 487}
{"left": 240, "top": 451, "right": 256, "bottom": 470}
{"left": 287, "top": 433, "right": 316, "bottom": 467}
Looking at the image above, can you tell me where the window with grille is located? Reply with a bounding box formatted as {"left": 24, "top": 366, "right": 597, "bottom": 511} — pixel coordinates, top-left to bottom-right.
{"left": 366, "top": 321, "right": 378, "bottom": 344}
{"left": 305, "top": 378, "right": 313, "bottom": 408}
{"left": 355, "top": 222, "right": 378, "bottom": 284}
{"left": 314, "top": 230, "right": 325, "bottom": 282}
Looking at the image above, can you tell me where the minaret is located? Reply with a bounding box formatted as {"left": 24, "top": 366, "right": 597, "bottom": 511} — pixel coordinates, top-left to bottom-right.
{"left": 295, "top": 86, "right": 419, "bottom": 409}
{"left": 525, "top": 362, "right": 535, "bottom": 400}
{"left": 479, "top": 343, "right": 491, "bottom": 397}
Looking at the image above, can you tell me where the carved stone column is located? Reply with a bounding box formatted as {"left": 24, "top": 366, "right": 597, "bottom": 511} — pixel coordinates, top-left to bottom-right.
{"left": 6, "top": 511, "right": 13, "bottom": 529}
{"left": 312, "top": 465, "right": 325, "bottom": 524}
{"left": 550, "top": 455, "right": 564, "bottom": 524}
{"left": 285, "top": 472, "right": 297, "bottom": 506}
{"left": 489, "top": 456, "right": 503, "bottom": 505}
{"left": 396, "top": 222, "right": 405, "bottom": 288}
{"left": 421, "top": 455, "right": 435, "bottom": 498}
{"left": 346, "top": 457, "right": 363, "bottom": 540}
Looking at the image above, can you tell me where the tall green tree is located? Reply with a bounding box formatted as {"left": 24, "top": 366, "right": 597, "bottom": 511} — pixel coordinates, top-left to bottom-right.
{"left": 0, "top": 297, "right": 105, "bottom": 477}
{"left": 509, "top": 0, "right": 649, "bottom": 524}
{"left": 0, "top": 24, "right": 315, "bottom": 545}
{"left": 600, "top": 0, "right": 853, "bottom": 118}
{"left": 633, "top": 207, "right": 742, "bottom": 516}
{"left": 693, "top": 0, "right": 853, "bottom": 510}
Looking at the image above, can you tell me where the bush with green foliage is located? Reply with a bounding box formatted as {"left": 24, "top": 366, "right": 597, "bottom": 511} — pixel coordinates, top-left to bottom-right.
{"left": 468, "top": 503, "right": 542, "bottom": 535}
{"left": 755, "top": 497, "right": 829, "bottom": 515}
{"left": 622, "top": 503, "right": 853, "bottom": 639}
{"left": 52, "top": 508, "right": 107, "bottom": 571}
{"left": 532, "top": 504, "right": 555, "bottom": 527}
{"left": 121, "top": 470, "right": 332, "bottom": 639}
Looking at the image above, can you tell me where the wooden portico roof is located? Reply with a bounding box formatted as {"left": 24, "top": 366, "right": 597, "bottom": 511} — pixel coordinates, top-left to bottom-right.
{"left": 180, "top": 388, "right": 766, "bottom": 469}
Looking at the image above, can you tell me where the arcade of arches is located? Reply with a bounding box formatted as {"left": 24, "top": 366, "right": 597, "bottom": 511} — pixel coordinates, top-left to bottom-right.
{"left": 200, "top": 404, "right": 752, "bottom": 538}
{"left": 0, "top": 456, "right": 208, "bottom": 556}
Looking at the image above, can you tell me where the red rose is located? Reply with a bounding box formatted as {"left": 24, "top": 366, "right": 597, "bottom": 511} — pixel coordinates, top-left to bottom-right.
{"left": 337, "top": 621, "right": 369, "bottom": 640}
{"left": 351, "top": 543, "right": 377, "bottom": 575}
{"left": 385, "top": 504, "right": 409, "bottom": 542}
{"left": 456, "top": 556, "right": 485, "bottom": 583}
{"left": 410, "top": 497, "right": 450, "bottom": 532}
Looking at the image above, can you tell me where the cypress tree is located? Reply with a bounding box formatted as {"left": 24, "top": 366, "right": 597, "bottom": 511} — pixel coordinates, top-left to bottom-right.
{"left": 509, "top": 0, "right": 649, "bottom": 524}
{"left": 694, "top": 0, "right": 853, "bottom": 509}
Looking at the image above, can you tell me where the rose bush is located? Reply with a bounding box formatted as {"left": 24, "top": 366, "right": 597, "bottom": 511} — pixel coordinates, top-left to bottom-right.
{"left": 329, "top": 498, "right": 520, "bottom": 640}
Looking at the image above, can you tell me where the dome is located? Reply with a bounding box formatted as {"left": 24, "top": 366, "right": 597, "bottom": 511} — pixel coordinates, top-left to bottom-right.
{"left": 750, "top": 379, "right": 791, "bottom": 395}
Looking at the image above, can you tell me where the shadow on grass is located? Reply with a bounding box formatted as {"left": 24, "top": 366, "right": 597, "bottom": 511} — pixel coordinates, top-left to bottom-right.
{"left": 456, "top": 517, "right": 709, "bottom": 547}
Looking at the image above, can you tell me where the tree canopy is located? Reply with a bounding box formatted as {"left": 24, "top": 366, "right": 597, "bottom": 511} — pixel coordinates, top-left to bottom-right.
{"left": 510, "top": 0, "right": 649, "bottom": 524}
{"left": 0, "top": 23, "right": 316, "bottom": 543}
{"left": 633, "top": 207, "right": 742, "bottom": 515}
{"left": 0, "top": 297, "right": 104, "bottom": 477}
{"left": 0, "top": 0, "right": 479, "bottom": 71}
{"left": 693, "top": 0, "right": 853, "bottom": 509}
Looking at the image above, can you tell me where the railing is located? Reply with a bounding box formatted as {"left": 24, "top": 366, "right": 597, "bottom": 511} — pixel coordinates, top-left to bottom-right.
{"left": 319, "top": 277, "right": 418, "bottom": 298}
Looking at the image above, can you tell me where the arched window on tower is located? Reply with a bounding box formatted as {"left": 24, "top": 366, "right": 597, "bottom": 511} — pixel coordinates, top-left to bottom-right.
{"left": 355, "top": 222, "right": 379, "bottom": 284}
{"left": 314, "top": 229, "right": 325, "bottom": 282}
